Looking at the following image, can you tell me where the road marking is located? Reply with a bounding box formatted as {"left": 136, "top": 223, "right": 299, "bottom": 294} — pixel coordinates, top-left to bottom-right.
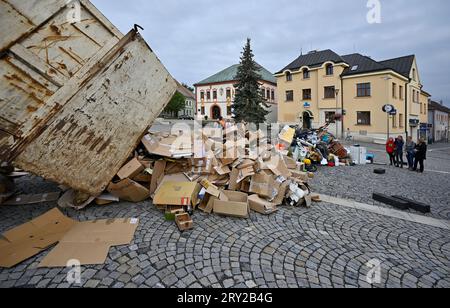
{"left": 319, "top": 194, "right": 450, "bottom": 230}
{"left": 426, "top": 170, "right": 450, "bottom": 175}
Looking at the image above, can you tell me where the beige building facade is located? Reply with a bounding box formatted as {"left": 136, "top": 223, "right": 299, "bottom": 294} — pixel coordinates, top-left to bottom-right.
{"left": 276, "top": 50, "right": 430, "bottom": 142}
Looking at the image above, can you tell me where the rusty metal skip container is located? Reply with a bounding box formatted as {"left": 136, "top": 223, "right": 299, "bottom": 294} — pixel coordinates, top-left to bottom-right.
{"left": 0, "top": 0, "right": 177, "bottom": 196}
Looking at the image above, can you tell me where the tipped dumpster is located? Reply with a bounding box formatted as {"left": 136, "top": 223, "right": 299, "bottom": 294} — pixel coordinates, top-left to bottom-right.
{"left": 0, "top": 0, "right": 177, "bottom": 196}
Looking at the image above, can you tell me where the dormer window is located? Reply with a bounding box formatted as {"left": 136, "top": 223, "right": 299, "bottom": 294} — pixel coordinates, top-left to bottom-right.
{"left": 286, "top": 71, "right": 292, "bottom": 82}
{"left": 303, "top": 69, "right": 310, "bottom": 79}
{"left": 326, "top": 64, "right": 334, "bottom": 76}
{"left": 412, "top": 68, "right": 417, "bottom": 81}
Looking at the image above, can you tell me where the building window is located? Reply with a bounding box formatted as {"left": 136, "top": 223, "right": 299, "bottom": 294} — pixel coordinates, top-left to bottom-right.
{"left": 303, "top": 69, "right": 310, "bottom": 79}
{"left": 200, "top": 91, "right": 205, "bottom": 100}
{"left": 420, "top": 102, "right": 423, "bottom": 114}
{"left": 226, "top": 89, "right": 231, "bottom": 99}
{"left": 201, "top": 106, "right": 205, "bottom": 115}
{"left": 213, "top": 90, "right": 217, "bottom": 100}
{"left": 413, "top": 68, "right": 416, "bottom": 81}
{"left": 392, "top": 114, "right": 397, "bottom": 128}
{"left": 357, "top": 111, "right": 371, "bottom": 125}
{"left": 324, "top": 86, "right": 335, "bottom": 99}
{"left": 227, "top": 106, "right": 232, "bottom": 116}
{"left": 286, "top": 72, "right": 292, "bottom": 82}
{"left": 271, "top": 90, "right": 275, "bottom": 101}
{"left": 325, "top": 112, "right": 336, "bottom": 124}
{"left": 326, "top": 64, "right": 334, "bottom": 76}
{"left": 206, "top": 91, "right": 211, "bottom": 100}
{"left": 357, "top": 83, "right": 371, "bottom": 97}
{"left": 286, "top": 90, "right": 294, "bottom": 102}
{"left": 267, "top": 89, "right": 271, "bottom": 100}
{"left": 399, "top": 86, "right": 403, "bottom": 100}
{"left": 392, "top": 83, "right": 397, "bottom": 98}
{"left": 303, "top": 89, "right": 312, "bottom": 100}
{"left": 399, "top": 114, "right": 404, "bottom": 128}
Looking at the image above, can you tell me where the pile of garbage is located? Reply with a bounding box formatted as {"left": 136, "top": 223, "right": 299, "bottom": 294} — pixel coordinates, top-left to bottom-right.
{"left": 44, "top": 123, "right": 325, "bottom": 231}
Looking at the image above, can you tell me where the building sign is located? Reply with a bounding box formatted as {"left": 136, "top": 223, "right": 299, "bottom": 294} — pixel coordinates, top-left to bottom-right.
{"left": 303, "top": 102, "right": 311, "bottom": 109}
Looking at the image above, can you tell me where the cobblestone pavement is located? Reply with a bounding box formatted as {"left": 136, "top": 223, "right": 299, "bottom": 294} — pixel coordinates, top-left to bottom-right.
{"left": 311, "top": 142, "right": 450, "bottom": 220}
{"left": 0, "top": 172, "right": 449, "bottom": 289}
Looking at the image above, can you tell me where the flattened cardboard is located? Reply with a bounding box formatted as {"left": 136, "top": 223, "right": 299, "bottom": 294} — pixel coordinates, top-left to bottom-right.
{"left": 150, "top": 160, "right": 166, "bottom": 195}
{"left": 213, "top": 191, "right": 249, "bottom": 218}
{"left": 153, "top": 182, "right": 200, "bottom": 206}
{"left": 214, "top": 165, "right": 231, "bottom": 176}
{"left": 58, "top": 190, "right": 96, "bottom": 210}
{"left": 142, "top": 135, "right": 173, "bottom": 157}
{"left": 117, "top": 158, "right": 144, "bottom": 180}
{"left": 2, "top": 192, "right": 60, "bottom": 206}
{"left": 107, "top": 179, "right": 150, "bottom": 203}
{"left": 0, "top": 208, "right": 76, "bottom": 268}
{"left": 248, "top": 194, "right": 278, "bottom": 215}
{"left": 290, "top": 170, "right": 310, "bottom": 182}
{"left": 95, "top": 193, "right": 120, "bottom": 206}
{"left": 39, "top": 218, "right": 139, "bottom": 267}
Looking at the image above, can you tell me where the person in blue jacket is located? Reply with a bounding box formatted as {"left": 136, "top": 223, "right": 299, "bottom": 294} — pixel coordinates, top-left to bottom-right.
{"left": 394, "top": 136, "right": 405, "bottom": 168}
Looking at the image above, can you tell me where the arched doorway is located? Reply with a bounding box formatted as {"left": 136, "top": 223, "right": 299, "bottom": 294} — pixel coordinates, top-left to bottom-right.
{"left": 211, "top": 105, "right": 221, "bottom": 120}
{"left": 303, "top": 111, "right": 313, "bottom": 129}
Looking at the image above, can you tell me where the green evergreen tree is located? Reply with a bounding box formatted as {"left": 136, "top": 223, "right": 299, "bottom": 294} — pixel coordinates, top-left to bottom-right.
{"left": 233, "top": 38, "right": 270, "bottom": 124}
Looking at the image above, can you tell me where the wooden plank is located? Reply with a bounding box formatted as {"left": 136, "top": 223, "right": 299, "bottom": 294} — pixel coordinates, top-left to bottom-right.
{"left": 15, "top": 32, "right": 177, "bottom": 196}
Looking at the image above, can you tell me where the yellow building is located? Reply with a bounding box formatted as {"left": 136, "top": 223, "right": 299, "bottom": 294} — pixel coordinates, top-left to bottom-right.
{"left": 275, "top": 50, "right": 430, "bottom": 142}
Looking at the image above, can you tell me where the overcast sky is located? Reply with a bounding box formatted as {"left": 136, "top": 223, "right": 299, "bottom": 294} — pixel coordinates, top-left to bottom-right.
{"left": 92, "top": 0, "right": 450, "bottom": 106}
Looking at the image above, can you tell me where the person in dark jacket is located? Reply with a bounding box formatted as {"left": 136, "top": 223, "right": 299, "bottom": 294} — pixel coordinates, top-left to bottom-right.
{"left": 394, "top": 136, "right": 405, "bottom": 168}
{"left": 413, "top": 138, "right": 427, "bottom": 173}
{"left": 405, "top": 136, "right": 416, "bottom": 170}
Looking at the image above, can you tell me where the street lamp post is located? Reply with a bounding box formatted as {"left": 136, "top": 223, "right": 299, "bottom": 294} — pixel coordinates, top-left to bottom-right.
{"left": 383, "top": 76, "right": 393, "bottom": 140}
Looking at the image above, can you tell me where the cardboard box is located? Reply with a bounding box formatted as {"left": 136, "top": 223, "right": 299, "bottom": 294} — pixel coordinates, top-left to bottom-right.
{"left": 272, "top": 180, "right": 290, "bottom": 206}
{"left": 153, "top": 182, "right": 200, "bottom": 207}
{"left": 107, "top": 179, "right": 150, "bottom": 203}
{"left": 228, "top": 168, "right": 240, "bottom": 191}
{"left": 249, "top": 173, "right": 275, "bottom": 198}
{"left": 0, "top": 208, "right": 76, "bottom": 268}
{"left": 175, "top": 213, "right": 193, "bottom": 231}
{"left": 290, "top": 170, "right": 310, "bottom": 182}
{"left": 237, "top": 166, "right": 255, "bottom": 183}
{"left": 213, "top": 191, "right": 249, "bottom": 218}
{"left": 117, "top": 158, "right": 144, "bottom": 180}
{"left": 39, "top": 217, "right": 139, "bottom": 268}
{"left": 200, "top": 179, "right": 221, "bottom": 198}
{"left": 132, "top": 171, "right": 152, "bottom": 183}
{"left": 283, "top": 156, "right": 298, "bottom": 170}
{"left": 149, "top": 160, "right": 166, "bottom": 195}
{"left": 248, "top": 194, "right": 278, "bottom": 215}
{"left": 198, "top": 195, "right": 217, "bottom": 214}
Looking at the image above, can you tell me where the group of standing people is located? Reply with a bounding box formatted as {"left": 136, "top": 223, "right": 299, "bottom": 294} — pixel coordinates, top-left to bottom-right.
{"left": 386, "top": 136, "right": 428, "bottom": 173}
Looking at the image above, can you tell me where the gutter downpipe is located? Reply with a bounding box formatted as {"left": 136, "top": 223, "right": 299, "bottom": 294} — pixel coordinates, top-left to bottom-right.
{"left": 405, "top": 79, "right": 410, "bottom": 139}
{"left": 341, "top": 77, "right": 345, "bottom": 139}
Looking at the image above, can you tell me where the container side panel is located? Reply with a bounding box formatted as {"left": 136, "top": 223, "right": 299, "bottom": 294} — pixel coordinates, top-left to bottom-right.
{"left": 15, "top": 35, "right": 177, "bottom": 195}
